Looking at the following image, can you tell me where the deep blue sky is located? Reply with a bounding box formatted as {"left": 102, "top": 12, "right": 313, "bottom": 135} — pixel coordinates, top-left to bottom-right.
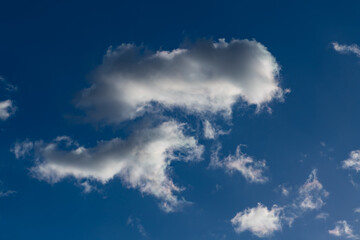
{"left": 1, "top": 1, "right": 360, "bottom": 239}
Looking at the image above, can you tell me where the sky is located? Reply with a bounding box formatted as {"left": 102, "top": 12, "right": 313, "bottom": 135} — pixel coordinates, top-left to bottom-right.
{"left": 2, "top": 0, "right": 360, "bottom": 239}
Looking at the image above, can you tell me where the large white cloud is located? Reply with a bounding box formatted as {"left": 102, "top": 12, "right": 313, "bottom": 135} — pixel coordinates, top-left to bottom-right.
{"left": 231, "top": 203, "right": 283, "bottom": 237}
{"left": 13, "top": 121, "right": 203, "bottom": 212}
{"left": 76, "top": 38, "right": 285, "bottom": 123}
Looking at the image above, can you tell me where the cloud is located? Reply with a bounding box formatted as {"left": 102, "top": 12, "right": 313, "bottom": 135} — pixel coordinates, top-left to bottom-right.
{"left": 278, "top": 184, "right": 290, "bottom": 196}
{"left": 202, "top": 120, "right": 230, "bottom": 139}
{"left": 231, "top": 169, "right": 328, "bottom": 238}
{"left": 315, "top": 212, "right": 329, "bottom": 220}
{"left": 127, "top": 216, "right": 148, "bottom": 237}
{"left": 329, "top": 220, "right": 358, "bottom": 239}
{"left": 203, "top": 120, "right": 216, "bottom": 139}
{"left": 210, "top": 144, "right": 268, "bottom": 183}
{"left": 297, "top": 169, "right": 329, "bottom": 210}
{"left": 12, "top": 139, "right": 34, "bottom": 159}
{"left": 343, "top": 150, "right": 360, "bottom": 172}
{"left": 0, "top": 76, "right": 17, "bottom": 92}
{"left": 76, "top": 38, "right": 285, "bottom": 124}
{"left": 0, "top": 190, "right": 16, "bottom": 197}
{"left": 79, "top": 181, "right": 93, "bottom": 193}
{"left": 332, "top": 42, "right": 360, "bottom": 57}
{"left": 0, "top": 76, "right": 17, "bottom": 121}
{"left": 231, "top": 203, "right": 283, "bottom": 237}
{"left": 13, "top": 121, "right": 203, "bottom": 212}
{"left": 0, "top": 100, "right": 16, "bottom": 120}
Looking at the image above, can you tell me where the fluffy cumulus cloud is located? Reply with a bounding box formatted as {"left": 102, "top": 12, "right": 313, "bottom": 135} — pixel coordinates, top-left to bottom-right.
{"left": 76, "top": 38, "right": 285, "bottom": 123}
{"left": 329, "top": 220, "right": 358, "bottom": 239}
{"left": 343, "top": 150, "right": 360, "bottom": 172}
{"left": 297, "top": 169, "right": 329, "bottom": 210}
{"left": 0, "top": 100, "right": 15, "bottom": 120}
{"left": 211, "top": 144, "right": 268, "bottom": 183}
{"left": 332, "top": 42, "right": 360, "bottom": 57}
{"left": 231, "top": 203, "right": 283, "bottom": 237}
{"left": 13, "top": 121, "right": 203, "bottom": 212}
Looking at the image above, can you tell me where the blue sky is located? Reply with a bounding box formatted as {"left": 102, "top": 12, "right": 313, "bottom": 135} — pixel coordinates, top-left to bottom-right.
{"left": 2, "top": 0, "right": 360, "bottom": 239}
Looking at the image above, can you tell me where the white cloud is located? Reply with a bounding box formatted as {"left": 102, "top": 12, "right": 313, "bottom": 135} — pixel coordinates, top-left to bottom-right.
{"left": 0, "top": 100, "right": 15, "bottom": 120}
{"left": 0, "top": 76, "right": 17, "bottom": 121}
{"left": 298, "top": 169, "right": 329, "bottom": 210}
{"left": 76, "top": 38, "right": 285, "bottom": 123}
{"left": 80, "top": 181, "right": 93, "bottom": 193}
{"left": 12, "top": 139, "right": 34, "bottom": 159}
{"left": 13, "top": 121, "right": 203, "bottom": 212}
{"left": 278, "top": 184, "right": 290, "bottom": 196}
{"left": 332, "top": 42, "right": 360, "bottom": 57}
{"left": 211, "top": 144, "right": 268, "bottom": 183}
{"left": 343, "top": 150, "right": 360, "bottom": 172}
{"left": 329, "top": 220, "right": 358, "bottom": 239}
{"left": 0, "top": 190, "right": 16, "bottom": 197}
{"left": 203, "top": 120, "right": 216, "bottom": 139}
{"left": 354, "top": 208, "right": 360, "bottom": 213}
{"left": 231, "top": 203, "right": 283, "bottom": 237}
{"left": 127, "top": 216, "right": 148, "bottom": 237}
{"left": 231, "top": 170, "right": 329, "bottom": 238}
{"left": 316, "top": 212, "right": 329, "bottom": 220}
{"left": 0, "top": 76, "right": 17, "bottom": 92}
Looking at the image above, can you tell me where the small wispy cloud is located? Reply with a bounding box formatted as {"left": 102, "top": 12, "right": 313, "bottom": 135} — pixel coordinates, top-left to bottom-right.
{"left": 354, "top": 208, "right": 360, "bottom": 213}
{"left": 278, "top": 184, "right": 291, "bottom": 197}
{"left": 0, "top": 76, "right": 17, "bottom": 121}
{"left": 329, "top": 220, "right": 358, "bottom": 239}
{"left": 127, "top": 216, "right": 148, "bottom": 237}
{"left": 0, "top": 190, "right": 16, "bottom": 197}
{"left": 0, "top": 76, "right": 17, "bottom": 92}
{"left": 316, "top": 212, "right": 329, "bottom": 220}
{"left": 210, "top": 144, "right": 268, "bottom": 183}
{"left": 343, "top": 150, "right": 360, "bottom": 172}
{"left": 11, "top": 139, "right": 34, "bottom": 159}
{"left": 297, "top": 169, "right": 329, "bottom": 211}
{"left": 0, "top": 100, "right": 16, "bottom": 120}
{"left": 332, "top": 42, "right": 360, "bottom": 58}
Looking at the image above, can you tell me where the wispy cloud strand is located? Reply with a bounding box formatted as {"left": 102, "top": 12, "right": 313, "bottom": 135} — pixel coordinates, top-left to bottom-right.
{"left": 332, "top": 42, "right": 360, "bottom": 57}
